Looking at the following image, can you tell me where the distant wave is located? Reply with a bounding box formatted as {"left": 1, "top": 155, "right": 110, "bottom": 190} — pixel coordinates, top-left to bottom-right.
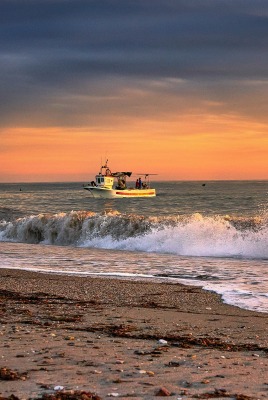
{"left": 1, "top": 211, "right": 268, "bottom": 259}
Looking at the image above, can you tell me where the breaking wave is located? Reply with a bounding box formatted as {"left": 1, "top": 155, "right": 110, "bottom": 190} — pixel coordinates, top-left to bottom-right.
{"left": 0, "top": 211, "right": 268, "bottom": 259}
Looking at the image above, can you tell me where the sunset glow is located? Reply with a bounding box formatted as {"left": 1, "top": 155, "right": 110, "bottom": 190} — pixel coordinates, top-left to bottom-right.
{"left": 1, "top": 1, "right": 268, "bottom": 182}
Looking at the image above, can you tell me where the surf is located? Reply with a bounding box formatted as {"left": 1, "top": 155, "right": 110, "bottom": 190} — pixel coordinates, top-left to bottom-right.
{"left": 1, "top": 211, "right": 267, "bottom": 260}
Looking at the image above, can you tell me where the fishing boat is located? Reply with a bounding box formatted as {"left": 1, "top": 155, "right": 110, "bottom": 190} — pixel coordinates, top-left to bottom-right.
{"left": 83, "top": 160, "right": 156, "bottom": 198}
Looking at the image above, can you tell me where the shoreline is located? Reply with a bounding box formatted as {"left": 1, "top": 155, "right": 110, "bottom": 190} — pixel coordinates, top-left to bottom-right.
{"left": 1, "top": 268, "right": 268, "bottom": 399}
{"left": 1, "top": 262, "right": 267, "bottom": 315}
{"left": 1, "top": 241, "right": 267, "bottom": 315}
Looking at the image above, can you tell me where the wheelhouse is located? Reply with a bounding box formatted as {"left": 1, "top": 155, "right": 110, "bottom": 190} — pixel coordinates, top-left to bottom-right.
{"left": 95, "top": 174, "right": 114, "bottom": 189}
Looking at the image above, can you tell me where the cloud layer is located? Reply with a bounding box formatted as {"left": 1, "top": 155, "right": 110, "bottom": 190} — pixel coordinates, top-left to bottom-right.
{"left": 1, "top": 0, "right": 268, "bottom": 127}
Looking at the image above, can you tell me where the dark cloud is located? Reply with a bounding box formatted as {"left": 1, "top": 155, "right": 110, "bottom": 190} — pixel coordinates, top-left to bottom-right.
{"left": 1, "top": 0, "right": 268, "bottom": 126}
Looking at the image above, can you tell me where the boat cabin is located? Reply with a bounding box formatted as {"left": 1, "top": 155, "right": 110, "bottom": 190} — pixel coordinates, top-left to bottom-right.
{"left": 94, "top": 174, "right": 114, "bottom": 189}
{"left": 92, "top": 160, "right": 130, "bottom": 190}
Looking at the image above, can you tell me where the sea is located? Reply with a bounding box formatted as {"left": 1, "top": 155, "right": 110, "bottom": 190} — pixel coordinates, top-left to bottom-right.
{"left": 0, "top": 180, "right": 267, "bottom": 313}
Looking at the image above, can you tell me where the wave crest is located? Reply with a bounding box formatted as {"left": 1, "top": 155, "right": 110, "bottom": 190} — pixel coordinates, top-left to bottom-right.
{"left": 0, "top": 211, "right": 267, "bottom": 259}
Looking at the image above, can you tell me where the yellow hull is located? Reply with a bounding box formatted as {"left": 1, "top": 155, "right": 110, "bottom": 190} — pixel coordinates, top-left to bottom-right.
{"left": 84, "top": 186, "right": 156, "bottom": 198}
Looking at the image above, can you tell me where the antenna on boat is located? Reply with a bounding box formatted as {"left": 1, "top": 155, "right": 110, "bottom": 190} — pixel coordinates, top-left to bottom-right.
{"left": 99, "top": 156, "right": 103, "bottom": 174}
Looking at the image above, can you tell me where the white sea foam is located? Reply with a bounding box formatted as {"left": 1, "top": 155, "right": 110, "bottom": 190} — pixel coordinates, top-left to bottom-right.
{"left": 122, "top": 222, "right": 265, "bottom": 259}
{"left": 1, "top": 211, "right": 268, "bottom": 259}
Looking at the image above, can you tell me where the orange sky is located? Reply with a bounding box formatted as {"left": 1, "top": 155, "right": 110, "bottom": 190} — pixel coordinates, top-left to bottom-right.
{"left": 1, "top": 111, "right": 268, "bottom": 182}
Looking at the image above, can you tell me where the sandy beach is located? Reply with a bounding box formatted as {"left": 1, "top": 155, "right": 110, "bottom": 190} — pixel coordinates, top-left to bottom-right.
{"left": 0, "top": 268, "right": 267, "bottom": 399}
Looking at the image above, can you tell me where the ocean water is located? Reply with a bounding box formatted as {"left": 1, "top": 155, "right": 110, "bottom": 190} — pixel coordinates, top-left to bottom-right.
{"left": 0, "top": 180, "right": 267, "bottom": 313}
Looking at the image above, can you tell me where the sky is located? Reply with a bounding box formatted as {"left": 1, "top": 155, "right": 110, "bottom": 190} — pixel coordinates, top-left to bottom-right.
{"left": 1, "top": 0, "right": 268, "bottom": 182}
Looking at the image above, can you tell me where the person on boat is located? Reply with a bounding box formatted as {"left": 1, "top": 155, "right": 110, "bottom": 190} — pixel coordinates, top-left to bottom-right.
{"left": 138, "top": 177, "right": 142, "bottom": 189}
{"left": 135, "top": 179, "right": 139, "bottom": 189}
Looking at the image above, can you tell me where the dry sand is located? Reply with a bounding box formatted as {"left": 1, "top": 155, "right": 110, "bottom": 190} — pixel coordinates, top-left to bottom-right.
{"left": 0, "top": 268, "right": 267, "bottom": 399}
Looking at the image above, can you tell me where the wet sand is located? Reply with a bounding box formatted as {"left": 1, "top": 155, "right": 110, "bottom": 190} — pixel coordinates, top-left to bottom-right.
{"left": 0, "top": 268, "right": 267, "bottom": 399}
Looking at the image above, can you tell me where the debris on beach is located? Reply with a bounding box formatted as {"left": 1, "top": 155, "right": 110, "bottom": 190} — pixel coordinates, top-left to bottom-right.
{"left": 155, "top": 386, "right": 171, "bottom": 396}
{"left": 0, "top": 367, "right": 27, "bottom": 381}
{"left": 0, "top": 271, "right": 267, "bottom": 400}
{"left": 35, "top": 390, "right": 102, "bottom": 400}
{"left": 0, "top": 391, "right": 102, "bottom": 400}
{"left": 193, "top": 388, "right": 255, "bottom": 399}
{"left": 158, "top": 339, "right": 168, "bottom": 345}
